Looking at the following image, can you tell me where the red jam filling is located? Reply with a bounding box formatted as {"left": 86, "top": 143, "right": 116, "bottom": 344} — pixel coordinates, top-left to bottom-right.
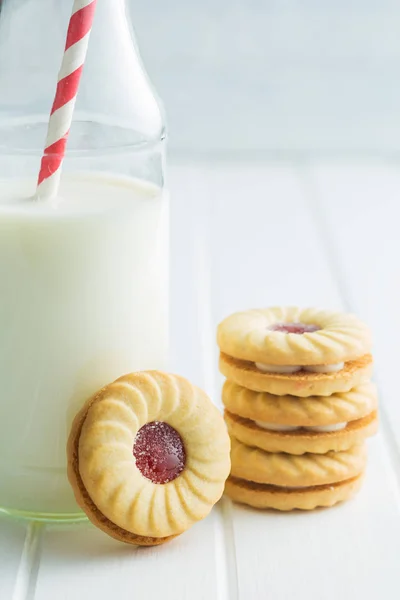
{"left": 133, "top": 422, "right": 186, "bottom": 484}
{"left": 269, "top": 322, "right": 320, "bottom": 334}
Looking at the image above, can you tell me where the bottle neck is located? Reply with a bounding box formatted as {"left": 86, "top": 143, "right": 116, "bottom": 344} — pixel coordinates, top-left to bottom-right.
{"left": 0, "top": 0, "right": 164, "bottom": 144}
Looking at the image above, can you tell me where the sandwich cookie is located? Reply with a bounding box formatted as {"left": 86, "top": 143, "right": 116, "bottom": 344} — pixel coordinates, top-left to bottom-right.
{"left": 67, "top": 371, "right": 230, "bottom": 546}
{"left": 225, "top": 474, "right": 364, "bottom": 511}
{"left": 230, "top": 437, "right": 367, "bottom": 487}
{"left": 225, "top": 410, "right": 377, "bottom": 455}
{"left": 218, "top": 307, "right": 372, "bottom": 396}
{"left": 222, "top": 380, "right": 378, "bottom": 429}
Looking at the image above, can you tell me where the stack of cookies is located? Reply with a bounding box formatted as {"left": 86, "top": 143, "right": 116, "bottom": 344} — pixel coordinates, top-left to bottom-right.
{"left": 217, "top": 307, "right": 378, "bottom": 510}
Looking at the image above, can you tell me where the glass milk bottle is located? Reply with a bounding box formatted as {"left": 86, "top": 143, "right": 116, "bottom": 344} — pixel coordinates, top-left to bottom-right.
{"left": 0, "top": 0, "right": 168, "bottom": 521}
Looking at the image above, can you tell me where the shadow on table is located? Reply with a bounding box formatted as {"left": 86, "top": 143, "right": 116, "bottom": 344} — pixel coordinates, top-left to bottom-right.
{"left": 42, "top": 521, "right": 161, "bottom": 560}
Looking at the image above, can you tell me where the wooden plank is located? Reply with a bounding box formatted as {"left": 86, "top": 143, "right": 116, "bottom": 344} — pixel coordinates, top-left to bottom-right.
{"left": 231, "top": 435, "right": 400, "bottom": 600}
{"left": 308, "top": 164, "right": 400, "bottom": 457}
{"left": 0, "top": 521, "right": 28, "bottom": 599}
{"left": 35, "top": 515, "right": 224, "bottom": 600}
{"left": 33, "top": 164, "right": 229, "bottom": 600}
{"left": 205, "top": 163, "right": 400, "bottom": 600}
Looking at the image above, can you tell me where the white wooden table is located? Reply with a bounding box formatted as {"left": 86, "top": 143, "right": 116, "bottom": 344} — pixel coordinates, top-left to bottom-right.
{"left": 1, "top": 162, "right": 399, "bottom": 600}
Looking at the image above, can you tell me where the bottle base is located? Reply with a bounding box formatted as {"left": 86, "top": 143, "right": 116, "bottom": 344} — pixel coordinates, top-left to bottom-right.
{"left": 0, "top": 504, "right": 87, "bottom": 524}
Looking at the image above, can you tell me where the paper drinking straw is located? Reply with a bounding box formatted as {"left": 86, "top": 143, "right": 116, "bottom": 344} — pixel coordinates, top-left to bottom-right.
{"left": 36, "top": 0, "right": 97, "bottom": 200}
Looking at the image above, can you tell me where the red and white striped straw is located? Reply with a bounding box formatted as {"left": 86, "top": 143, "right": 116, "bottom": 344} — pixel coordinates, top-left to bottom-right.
{"left": 36, "top": 0, "right": 98, "bottom": 200}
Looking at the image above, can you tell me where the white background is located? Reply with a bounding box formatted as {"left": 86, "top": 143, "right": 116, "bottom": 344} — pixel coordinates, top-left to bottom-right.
{"left": 132, "top": 0, "right": 400, "bottom": 157}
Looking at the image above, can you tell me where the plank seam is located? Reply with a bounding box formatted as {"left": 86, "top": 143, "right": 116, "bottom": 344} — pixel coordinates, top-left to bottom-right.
{"left": 214, "top": 499, "right": 239, "bottom": 600}
{"left": 12, "top": 523, "right": 44, "bottom": 600}
{"left": 194, "top": 224, "right": 239, "bottom": 600}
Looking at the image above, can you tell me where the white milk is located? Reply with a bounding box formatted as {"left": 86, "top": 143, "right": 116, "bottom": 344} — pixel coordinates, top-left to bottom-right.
{"left": 0, "top": 173, "right": 168, "bottom": 517}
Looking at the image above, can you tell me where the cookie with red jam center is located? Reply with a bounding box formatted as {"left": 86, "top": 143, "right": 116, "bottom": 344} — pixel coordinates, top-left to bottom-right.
{"left": 67, "top": 371, "right": 230, "bottom": 546}
{"left": 217, "top": 307, "right": 373, "bottom": 396}
{"left": 133, "top": 421, "right": 186, "bottom": 485}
